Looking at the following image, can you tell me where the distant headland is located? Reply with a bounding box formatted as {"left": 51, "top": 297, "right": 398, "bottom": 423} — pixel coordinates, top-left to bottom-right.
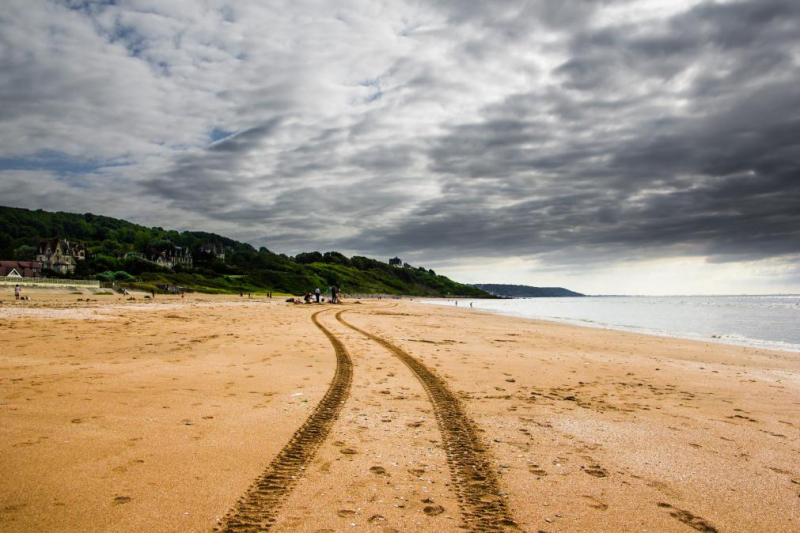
{"left": 472, "top": 283, "right": 585, "bottom": 298}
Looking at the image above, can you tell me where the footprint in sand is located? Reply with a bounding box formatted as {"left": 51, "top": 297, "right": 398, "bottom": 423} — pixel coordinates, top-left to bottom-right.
{"left": 423, "top": 505, "right": 445, "bottom": 516}
{"left": 337, "top": 509, "right": 356, "bottom": 517}
{"left": 583, "top": 465, "right": 608, "bottom": 478}
{"left": 367, "top": 514, "right": 386, "bottom": 523}
{"left": 582, "top": 495, "right": 608, "bottom": 511}
{"left": 370, "top": 466, "right": 387, "bottom": 475}
{"left": 658, "top": 503, "right": 718, "bottom": 533}
{"left": 112, "top": 496, "right": 132, "bottom": 505}
{"left": 529, "top": 466, "right": 548, "bottom": 477}
{"left": 339, "top": 447, "right": 358, "bottom": 455}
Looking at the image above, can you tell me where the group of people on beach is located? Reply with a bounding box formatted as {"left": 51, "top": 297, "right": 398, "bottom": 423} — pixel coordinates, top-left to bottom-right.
{"left": 295, "top": 286, "right": 341, "bottom": 304}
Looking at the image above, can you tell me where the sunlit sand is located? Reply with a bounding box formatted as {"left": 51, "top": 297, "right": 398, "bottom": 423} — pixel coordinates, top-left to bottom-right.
{"left": 1, "top": 290, "right": 797, "bottom": 532}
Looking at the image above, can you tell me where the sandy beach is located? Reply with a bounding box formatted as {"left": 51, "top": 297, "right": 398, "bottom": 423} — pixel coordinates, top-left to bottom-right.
{"left": 1, "top": 291, "right": 798, "bottom": 532}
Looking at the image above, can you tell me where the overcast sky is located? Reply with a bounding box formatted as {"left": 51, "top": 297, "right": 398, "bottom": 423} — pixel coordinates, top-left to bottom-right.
{"left": 2, "top": 0, "right": 799, "bottom": 294}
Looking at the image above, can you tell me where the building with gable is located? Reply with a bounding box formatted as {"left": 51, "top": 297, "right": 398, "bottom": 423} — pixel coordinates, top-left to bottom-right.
{"left": 146, "top": 245, "right": 193, "bottom": 269}
{"left": 0, "top": 261, "right": 43, "bottom": 279}
{"left": 36, "top": 239, "right": 86, "bottom": 274}
{"left": 198, "top": 243, "right": 226, "bottom": 262}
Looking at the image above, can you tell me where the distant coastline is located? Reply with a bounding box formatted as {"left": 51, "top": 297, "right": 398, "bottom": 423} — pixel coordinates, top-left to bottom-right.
{"left": 472, "top": 283, "right": 585, "bottom": 298}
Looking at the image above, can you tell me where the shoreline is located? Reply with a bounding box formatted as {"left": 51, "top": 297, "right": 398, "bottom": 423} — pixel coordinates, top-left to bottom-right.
{"left": 1, "top": 295, "right": 798, "bottom": 532}
{"left": 418, "top": 296, "right": 800, "bottom": 354}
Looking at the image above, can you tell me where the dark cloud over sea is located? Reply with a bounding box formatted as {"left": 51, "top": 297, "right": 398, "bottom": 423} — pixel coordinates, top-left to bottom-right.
{"left": 1, "top": 0, "right": 799, "bottom": 291}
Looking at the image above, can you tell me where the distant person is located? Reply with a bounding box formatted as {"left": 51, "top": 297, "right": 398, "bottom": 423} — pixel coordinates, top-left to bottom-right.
{"left": 14, "top": 284, "right": 20, "bottom": 301}
{"left": 470, "top": 302, "right": 473, "bottom": 308}
{"left": 151, "top": 290, "right": 155, "bottom": 299}
{"left": 315, "top": 287, "right": 321, "bottom": 303}
{"left": 304, "top": 293, "right": 312, "bottom": 303}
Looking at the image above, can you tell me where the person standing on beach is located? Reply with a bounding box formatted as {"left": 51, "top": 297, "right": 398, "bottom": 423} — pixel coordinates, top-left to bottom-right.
{"left": 14, "top": 284, "right": 21, "bottom": 301}
{"left": 331, "top": 286, "right": 338, "bottom": 304}
{"left": 315, "top": 287, "right": 321, "bottom": 303}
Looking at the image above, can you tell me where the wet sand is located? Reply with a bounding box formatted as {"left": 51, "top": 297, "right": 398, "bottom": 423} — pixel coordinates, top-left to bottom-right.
{"left": 1, "top": 292, "right": 798, "bottom": 532}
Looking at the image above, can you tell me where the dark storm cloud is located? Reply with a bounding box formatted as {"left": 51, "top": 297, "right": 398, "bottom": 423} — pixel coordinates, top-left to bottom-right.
{"left": 141, "top": 115, "right": 419, "bottom": 252}
{"left": 142, "top": 120, "right": 284, "bottom": 212}
{"left": 347, "top": 0, "right": 800, "bottom": 266}
{"left": 430, "top": 0, "right": 620, "bottom": 31}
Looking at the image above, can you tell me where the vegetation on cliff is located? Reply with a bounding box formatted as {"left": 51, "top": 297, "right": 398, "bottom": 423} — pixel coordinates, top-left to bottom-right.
{"left": 473, "top": 283, "right": 585, "bottom": 298}
{"left": 0, "top": 205, "right": 488, "bottom": 297}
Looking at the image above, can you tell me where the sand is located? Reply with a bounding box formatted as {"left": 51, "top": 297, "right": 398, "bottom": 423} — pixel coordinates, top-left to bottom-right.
{"left": 1, "top": 291, "right": 797, "bottom": 532}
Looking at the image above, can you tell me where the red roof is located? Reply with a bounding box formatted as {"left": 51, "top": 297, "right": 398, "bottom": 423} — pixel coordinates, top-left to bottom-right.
{"left": 0, "top": 261, "right": 43, "bottom": 278}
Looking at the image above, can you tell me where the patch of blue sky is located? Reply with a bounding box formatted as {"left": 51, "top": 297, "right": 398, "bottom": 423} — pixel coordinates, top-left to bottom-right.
{"left": 209, "top": 128, "right": 236, "bottom": 143}
{"left": 357, "top": 78, "right": 382, "bottom": 104}
{"left": 110, "top": 23, "right": 147, "bottom": 58}
{"left": 62, "top": 1, "right": 117, "bottom": 15}
{"left": 0, "top": 151, "right": 128, "bottom": 175}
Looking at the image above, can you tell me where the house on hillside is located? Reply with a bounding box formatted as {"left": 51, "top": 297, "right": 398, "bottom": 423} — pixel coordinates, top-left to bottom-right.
{"left": 36, "top": 239, "right": 86, "bottom": 274}
{"left": 0, "top": 260, "right": 43, "bottom": 279}
{"left": 197, "top": 243, "right": 226, "bottom": 262}
{"left": 172, "top": 246, "right": 193, "bottom": 268}
{"left": 146, "top": 245, "right": 193, "bottom": 269}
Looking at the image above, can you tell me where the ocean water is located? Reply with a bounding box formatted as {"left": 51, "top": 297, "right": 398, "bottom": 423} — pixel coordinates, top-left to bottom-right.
{"left": 424, "top": 295, "right": 800, "bottom": 352}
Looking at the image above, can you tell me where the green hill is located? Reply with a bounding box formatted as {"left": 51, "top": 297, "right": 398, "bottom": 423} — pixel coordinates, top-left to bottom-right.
{"left": 473, "top": 283, "right": 585, "bottom": 298}
{"left": 0, "top": 205, "right": 488, "bottom": 297}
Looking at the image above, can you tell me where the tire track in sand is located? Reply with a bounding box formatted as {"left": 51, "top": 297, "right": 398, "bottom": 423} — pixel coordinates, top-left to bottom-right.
{"left": 336, "top": 310, "right": 517, "bottom": 532}
{"left": 215, "top": 309, "right": 352, "bottom": 533}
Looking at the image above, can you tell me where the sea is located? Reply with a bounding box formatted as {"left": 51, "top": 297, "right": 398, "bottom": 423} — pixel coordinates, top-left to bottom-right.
{"left": 423, "top": 295, "right": 800, "bottom": 353}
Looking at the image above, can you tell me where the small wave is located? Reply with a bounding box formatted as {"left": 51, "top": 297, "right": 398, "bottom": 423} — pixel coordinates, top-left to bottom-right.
{"left": 416, "top": 298, "right": 800, "bottom": 353}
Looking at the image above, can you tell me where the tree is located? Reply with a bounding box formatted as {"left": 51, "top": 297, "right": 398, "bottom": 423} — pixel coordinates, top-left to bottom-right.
{"left": 389, "top": 257, "right": 402, "bottom": 266}
{"left": 295, "top": 251, "right": 323, "bottom": 264}
{"left": 14, "top": 245, "right": 36, "bottom": 261}
{"left": 114, "top": 271, "right": 134, "bottom": 281}
{"left": 323, "top": 251, "right": 351, "bottom": 266}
